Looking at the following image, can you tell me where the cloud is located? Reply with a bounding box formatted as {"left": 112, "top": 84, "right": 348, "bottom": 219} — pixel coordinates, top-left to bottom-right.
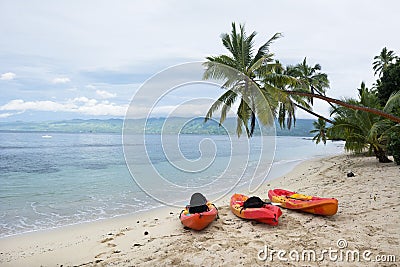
{"left": 0, "top": 98, "right": 127, "bottom": 117}
{"left": 0, "top": 112, "right": 15, "bottom": 118}
{"left": 96, "top": 89, "right": 116, "bottom": 99}
{"left": 0, "top": 72, "right": 16, "bottom": 80}
{"left": 85, "top": 84, "right": 97, "bottom": 90}
{"left": 0, "top": 111, "right": 24, "bottom": 118}
{"left": 52, "top": 77, "right": 71, "bottom": 84}
{"left": 71, "top": 96, "right": 97, "bottom": 105}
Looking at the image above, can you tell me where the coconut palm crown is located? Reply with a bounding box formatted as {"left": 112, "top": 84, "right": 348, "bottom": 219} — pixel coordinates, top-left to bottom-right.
{"left": 203, "top": 23, "right": 300, "bottom": 137}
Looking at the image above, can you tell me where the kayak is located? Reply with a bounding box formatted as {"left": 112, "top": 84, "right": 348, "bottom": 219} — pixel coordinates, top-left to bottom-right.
{"left": 230, "top": 193, "right": 282, "bottom": 226}
{"left": 179, "top": 202, "right": 218, "bottom": 230}
{"left": 268, "top": 189, "right": 338, "bottom": 216}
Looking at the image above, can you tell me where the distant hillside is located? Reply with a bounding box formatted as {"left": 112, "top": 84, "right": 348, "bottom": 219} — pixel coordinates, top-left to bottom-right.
{"left": 0, "top": 118, "right": 316, "bottom": 136}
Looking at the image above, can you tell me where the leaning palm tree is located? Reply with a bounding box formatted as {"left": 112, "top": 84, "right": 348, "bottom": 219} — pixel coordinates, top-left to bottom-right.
{"left": 373, "top": 47, "right": 398, "bottom": 77}
{"left": 284, "top": 58, "right": 337, "bottom": 123}
{"left": 287, "top": 58, "right": 329, "bottom": 104}
{"left": 310, "top": 118, "right": 328, "bottom": 144}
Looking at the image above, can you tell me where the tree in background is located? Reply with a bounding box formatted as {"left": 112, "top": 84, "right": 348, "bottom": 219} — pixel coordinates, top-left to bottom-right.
{"left": 286, "top": 58, "right": 330, "bottom": 104}
{"left": 328, "top": 85, "right": 395, "bottom": 163}
{"left": 377, "top": 61, "right": 400, "bottom": 106}
{"left": 373, "top": 47, "right": 398, "bottom": 77}
{"left": 384, "top": 91, "right": 400, "bottom": 164}
{"left": 310, "top": 118, "right": 328, "bottom": 145}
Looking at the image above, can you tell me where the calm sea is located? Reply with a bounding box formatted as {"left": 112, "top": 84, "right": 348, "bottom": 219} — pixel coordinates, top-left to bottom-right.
{"left": 0, "top": 132, "right": 343, "bottom": 238}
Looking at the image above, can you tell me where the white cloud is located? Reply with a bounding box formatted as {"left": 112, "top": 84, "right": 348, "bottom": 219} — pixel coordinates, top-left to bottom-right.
{"left": 71, "top": 96, "right": 96, "bottom": 104}
{"left": 96, "top": 89, "right": 116, "bottom": 99}
{"left": 85, "top": 84, "right": 97, "bottom": 90}
{"left": 0, "top": 98, "right": 127, "bottom": 117}
{"left": 0, "top": 112, "right": 14, "bottom": 118}
{"left": 0, "top": 72, "right": 16, "bottom": 80}
{"left": 52, "top": 77, "right": 71, "bottom": 84}
{"left": 77, "top": 101, "right": 126, "bottom": 116}
{"left": 0, "top": 111, "right": 24, "bottom": 118}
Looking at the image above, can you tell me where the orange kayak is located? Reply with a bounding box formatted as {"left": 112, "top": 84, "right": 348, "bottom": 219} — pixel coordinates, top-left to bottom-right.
{"left": 230, "top": 194, "right": 282, "bottom": 226}
{"left": 268, "top": 189, "right": 338, "bottom": 216}
{"left": 179, "top": 202, "right": 218, "bottom": 230}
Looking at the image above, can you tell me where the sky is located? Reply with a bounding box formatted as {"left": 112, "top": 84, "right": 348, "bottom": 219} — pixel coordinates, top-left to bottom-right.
{"left": 0, "top": 0, "right": 399, "bottom": 122}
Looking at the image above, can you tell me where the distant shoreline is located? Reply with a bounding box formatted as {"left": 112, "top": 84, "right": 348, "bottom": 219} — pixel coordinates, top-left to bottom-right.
{"left": 0, "top": 118, "right": 318, "bottom": 136}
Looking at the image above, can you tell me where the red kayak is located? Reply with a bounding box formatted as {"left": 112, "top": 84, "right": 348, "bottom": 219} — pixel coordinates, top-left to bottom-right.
{"left": 179, "top": 193, "right": 218, "bottom": 230}
{"left": 268, "top": 189, "right": 338, "bottom": 216}
{"left": 230, "top": 194, "right": 282, "bottom": 226}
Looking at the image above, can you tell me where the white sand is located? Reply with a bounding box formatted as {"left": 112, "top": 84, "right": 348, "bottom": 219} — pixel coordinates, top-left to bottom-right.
{"left": 0, "top": 154, "right": 399, "bottom": 266}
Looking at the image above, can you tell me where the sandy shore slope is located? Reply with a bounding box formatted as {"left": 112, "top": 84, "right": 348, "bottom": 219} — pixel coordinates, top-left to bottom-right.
{"left": 0, "top": 154, "right": 399, "bottom": 266}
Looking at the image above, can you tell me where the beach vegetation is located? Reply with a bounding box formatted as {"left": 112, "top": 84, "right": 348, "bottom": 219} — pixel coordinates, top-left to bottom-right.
{"left": 203, "top": 22, "right": 299, "bottom": 137}
{"left": 387, "top": 131, "right": 400, "bottom": 165}
{"left": 204, "top": 23, "right": 400, "bottom": 163}
{"left": 310, "top": 118, "right": 328, "bottom": 145}
{"left": 203, "top": 23, "right": 400, "bottom": 139}
{"left": 377, "top": 61, "right": 400, "bottom": 106}
{"left": 373, "top": 47, "right": 398, "bottom": 77}
{"left": 328, "top": 84, "right": 395, "bottom": 162}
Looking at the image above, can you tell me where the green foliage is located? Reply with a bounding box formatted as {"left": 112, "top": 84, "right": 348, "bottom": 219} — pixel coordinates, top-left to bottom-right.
{"left": 377, "top": 61, "right": 400, "bottom": 107}
{"left": 203, "top": 23, "right": 326, "bottom": 137}
{"left": 286, "top": 57, "right": 330, "bottom": 104}
{"left": 387, "top": 130, "right": 400, "bottom": 165}
{"left": 310, "top": 118, "right": 327, "bottom": 144}
{"left": 373, "top": 47, "right": 398, "bottom": 77}
{"left": 328, "top": 85, "right": 394, "bottom": 162}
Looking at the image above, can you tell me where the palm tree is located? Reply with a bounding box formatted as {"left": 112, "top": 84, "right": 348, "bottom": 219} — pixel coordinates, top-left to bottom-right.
{"left": 310, "top": 118, "right": 328, "bottom": 144}
{"left": 203, "top": 22, "right": 298, "bottom": 137}
{"left": 279, "top": 89, "right": 400, "bottom": 123}
{"left": 203, "top": 23, "right": 400, "bottom": 138}
{"left": 328, "top": 86, "right": 395, "bottom": 162}
{"left": 284, "top": 58, "right": 337, "bottom": 123}
{"left": 373, "top": 47, "right": 398, "bottom": 77}
{"left": 287, "top": 58, "right": 329, "bottom": 104}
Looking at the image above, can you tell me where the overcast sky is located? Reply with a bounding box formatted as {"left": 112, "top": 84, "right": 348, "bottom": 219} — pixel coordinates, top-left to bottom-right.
{"left": 0, "top": 0, "right": 399, "bottom": 121}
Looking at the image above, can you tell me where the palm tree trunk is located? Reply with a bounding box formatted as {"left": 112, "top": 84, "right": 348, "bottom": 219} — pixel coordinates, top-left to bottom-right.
{"left": 314, "top": 91, "right": 342, "bottom": 116}
{"left": 293, "top": 103, "right": 334, "bottom": 124}
{"left": 283, "top": 91, "right": 400, "bottom": 123}
{"left": 373, "top": 146, "right": 392, "bottom": 163}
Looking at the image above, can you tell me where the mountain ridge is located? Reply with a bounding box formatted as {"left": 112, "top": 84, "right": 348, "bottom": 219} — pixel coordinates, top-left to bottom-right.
{"left": 0, "top": 118, "right": 317, "bottom": 136}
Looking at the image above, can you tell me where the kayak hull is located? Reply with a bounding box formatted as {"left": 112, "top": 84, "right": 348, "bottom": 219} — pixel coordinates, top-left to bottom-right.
{"left": 180, "top": 202, "right": 218, "bottom": 230}
{"left": 268, "top": 189, "right": 338, "bottom": 216}
{"left": 230, "top": 194, "right": 282, "bottom": 226}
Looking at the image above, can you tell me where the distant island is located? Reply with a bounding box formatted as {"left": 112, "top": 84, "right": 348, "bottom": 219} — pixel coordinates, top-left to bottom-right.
{"left": 0, "top": 118, "right": 317, "bottom": 136}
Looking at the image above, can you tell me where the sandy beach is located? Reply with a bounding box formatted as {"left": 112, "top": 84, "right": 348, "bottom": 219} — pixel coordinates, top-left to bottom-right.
{"left": 0, "top": 154, "right": 399, "bottom": 266}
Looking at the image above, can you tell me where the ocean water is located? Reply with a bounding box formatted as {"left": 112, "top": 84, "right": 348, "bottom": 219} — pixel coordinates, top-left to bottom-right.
{"left": 0, "top": 132, "right": 344, "bottom": 238}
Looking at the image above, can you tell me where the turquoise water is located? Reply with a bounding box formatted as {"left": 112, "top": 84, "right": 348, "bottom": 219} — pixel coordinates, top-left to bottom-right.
{"left": 0, "top": 132, "right": 343, "bottom": 237}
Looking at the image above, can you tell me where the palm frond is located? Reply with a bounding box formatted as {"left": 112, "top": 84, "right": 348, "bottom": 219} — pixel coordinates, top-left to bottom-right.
{"left": 203, "top": 60, "right": 243, "bottom": 89}
{"left": 219, "top": 91, "right": 238, "bottom": 125}
{"left": 204, "top": 90, "right": 237, "bottom": 122}
{"left": 383, "top": 90, "right": 400, "bottom": 113}
{"left": 251, "top": 32, "right": 283, "bottom": 66}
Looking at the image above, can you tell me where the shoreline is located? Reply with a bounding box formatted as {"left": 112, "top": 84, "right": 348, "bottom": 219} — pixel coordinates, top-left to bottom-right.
{"left": 1, "top": 154, "right": 398, "bottom": 266}
{"left": 0, "top": 147, "right": 340, "bottom": 240}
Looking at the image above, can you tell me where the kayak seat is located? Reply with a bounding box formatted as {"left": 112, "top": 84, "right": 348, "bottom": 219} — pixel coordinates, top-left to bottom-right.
{"left": 188, "top": 193, "right": 209, "bottom": 214}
